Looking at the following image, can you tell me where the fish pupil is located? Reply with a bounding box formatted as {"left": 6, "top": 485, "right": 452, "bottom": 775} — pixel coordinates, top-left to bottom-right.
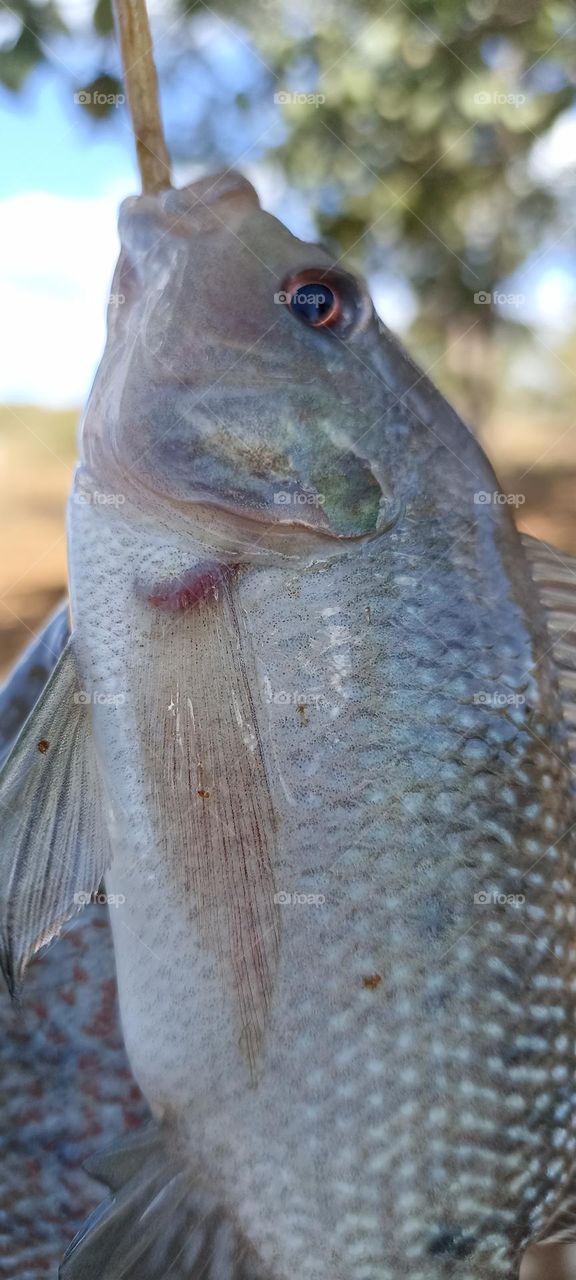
{"left": 290, "top": 283, "right": 336, "bottom": 325}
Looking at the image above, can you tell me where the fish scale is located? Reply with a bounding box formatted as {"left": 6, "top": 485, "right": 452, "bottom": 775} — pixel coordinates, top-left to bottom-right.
{"left": 238, "top": 552, "right": 576, "bottom": 1275}
{"left": 64, "top": 482, "right": 576, "bottom": 1278}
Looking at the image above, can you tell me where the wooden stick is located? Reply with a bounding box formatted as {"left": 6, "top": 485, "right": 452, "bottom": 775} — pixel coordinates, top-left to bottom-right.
{"left": 112, "top": 0, "right": 171, "bottom": 193}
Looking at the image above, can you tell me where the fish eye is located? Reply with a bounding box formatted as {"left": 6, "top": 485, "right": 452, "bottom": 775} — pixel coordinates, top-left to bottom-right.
{"left": 286, "top": 276, "right": 340, "bottom": 328}
{"left": 279, "top": 267, "right": 367, "bottom": 335}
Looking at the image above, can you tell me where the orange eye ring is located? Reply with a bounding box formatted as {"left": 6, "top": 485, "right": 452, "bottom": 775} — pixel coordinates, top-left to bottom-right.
{"left": 281, "top": 268, "right": 342, "bottom": 328}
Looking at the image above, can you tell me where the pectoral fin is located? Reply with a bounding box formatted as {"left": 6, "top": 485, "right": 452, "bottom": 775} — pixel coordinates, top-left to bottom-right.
{"left": 134, "top": 573, "right": 280, "bottom": 1073}
{"left": 0, "top": 637, "right": 112, "bottom": 994}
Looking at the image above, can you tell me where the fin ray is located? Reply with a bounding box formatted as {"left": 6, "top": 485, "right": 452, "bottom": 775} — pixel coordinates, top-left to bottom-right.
{"left": 61, "top": 1125, "right": 271, "bottom": 1280}
{"left": 132, "top": 576, "right": 280, "bottom": 1071}
{"left": 0, "top": 637, "right": 112, "bottom": 991}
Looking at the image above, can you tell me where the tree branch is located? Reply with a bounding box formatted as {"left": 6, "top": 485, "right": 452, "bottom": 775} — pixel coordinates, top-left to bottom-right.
{"left": 112, "top": 0, "right": 171, "bottom": 193}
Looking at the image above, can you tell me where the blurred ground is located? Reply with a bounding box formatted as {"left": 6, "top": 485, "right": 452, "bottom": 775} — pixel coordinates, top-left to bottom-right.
{"left": 0, "top": 402, "right": 574, "bottom": 678}
{"left": 0, "top": 405, "right": 76, "bottom": 676}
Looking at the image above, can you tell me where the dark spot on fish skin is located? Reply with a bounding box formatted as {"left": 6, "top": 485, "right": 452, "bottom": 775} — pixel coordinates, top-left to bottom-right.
{"left": 197, "top": 789, "right": 210, "bottom": 799}
{"left": 362, "top": 973, "right": 382, "bottom": 989}
{"left": 37, "top": 739, "right": 49, "bottom": 753}
{"left": 428, "top": 1229, "right": 476, "bottom": 1259}
{"left": 297, "top": 703, "right": 309, "bottom": 726}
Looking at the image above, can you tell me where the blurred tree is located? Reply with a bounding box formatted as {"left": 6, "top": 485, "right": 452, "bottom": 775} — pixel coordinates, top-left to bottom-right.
{"left": 1, "top": 0, "right": 575, "bottom": 421}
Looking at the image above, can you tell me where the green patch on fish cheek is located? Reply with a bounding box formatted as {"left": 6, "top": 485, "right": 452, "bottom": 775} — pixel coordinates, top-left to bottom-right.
{"left": 310, "top": 467, "right": 383, "bottom": 537}
{"left": 286, "top": 414, "right": 386, "bottom": 536}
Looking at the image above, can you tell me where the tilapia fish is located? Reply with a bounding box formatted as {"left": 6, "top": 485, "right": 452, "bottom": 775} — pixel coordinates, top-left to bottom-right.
{"left": 2, "top": 170, "right": 576, "bottom": 1280}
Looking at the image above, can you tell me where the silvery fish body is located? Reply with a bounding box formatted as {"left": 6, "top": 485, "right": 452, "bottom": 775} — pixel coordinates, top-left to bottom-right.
{"left": 2, "top": 172, "right": 576, "bottom": 1280}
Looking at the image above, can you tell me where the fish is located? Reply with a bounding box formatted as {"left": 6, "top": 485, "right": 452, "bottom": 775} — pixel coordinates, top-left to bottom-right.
{"left": 1, "top": 168, "right": 576, "bottom": 1280}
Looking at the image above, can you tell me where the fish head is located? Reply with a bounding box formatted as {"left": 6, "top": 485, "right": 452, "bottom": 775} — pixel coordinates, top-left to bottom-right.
{"left": 80, "top": 170, "right": 496, "bottom": 551}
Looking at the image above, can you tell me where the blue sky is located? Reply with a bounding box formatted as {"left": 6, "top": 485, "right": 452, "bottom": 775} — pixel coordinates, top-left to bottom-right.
{"left": 0, "top": 67, "right": 137, "bottom": 199}
{"left": 0, "top": 66, "right": 137, "bottom": 404}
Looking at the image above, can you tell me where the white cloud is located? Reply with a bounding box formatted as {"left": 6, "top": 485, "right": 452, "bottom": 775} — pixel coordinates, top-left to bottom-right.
{"left": 531, "top": 107, "right": 576, "bottom": 181}
{"left": 0, "top": 190, "right": 124, "bottom": 405}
